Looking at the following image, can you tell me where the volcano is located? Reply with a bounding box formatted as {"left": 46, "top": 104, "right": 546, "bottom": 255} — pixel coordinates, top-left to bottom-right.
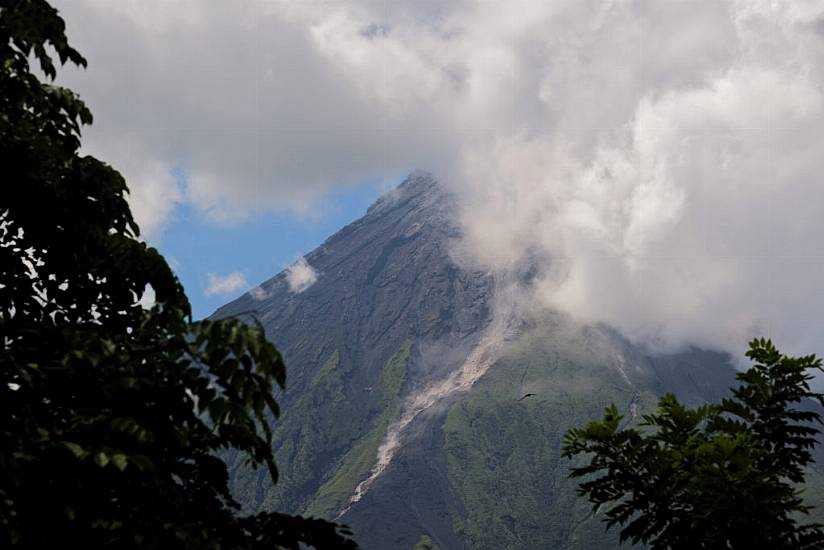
{"left": 214, "top": 173, "right": 824, "bottom": 549}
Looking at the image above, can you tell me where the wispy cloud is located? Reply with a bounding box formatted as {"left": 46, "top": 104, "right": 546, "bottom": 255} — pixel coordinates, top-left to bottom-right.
{"left": 285, "top": 258, "right": 317, "bottom": 294}
{"left": 248, "top": 286, "right": 269, "bottom": 301}
{"left": 204, "top": 272, "right": 247, "bottom": 297}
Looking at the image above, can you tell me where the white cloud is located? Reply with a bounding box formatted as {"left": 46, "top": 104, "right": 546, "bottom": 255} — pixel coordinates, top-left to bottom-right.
{"left": 450, "top": 2, "right": 824, "bottom": 358}
{"left": 285, "top": 258, "right": 318, "bottom": 294}
{"left": 52, "top": 0, "right": 435, "bottom": 236}
{"left": 205, "top": 272, "right": 248, "bottom": 297}
{"left": 52, "top": 0, "right": 824, "bottom": 358}
{"left": 249, "top": 286, "right": 269, "bottom": 301}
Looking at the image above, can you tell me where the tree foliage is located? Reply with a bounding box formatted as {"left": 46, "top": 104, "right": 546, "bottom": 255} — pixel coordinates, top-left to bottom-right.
{"left": 0, "top": 1, "right": 356, "bottom": 547}
{"left": 563, "top": 339, "right": 824, "bottom": 549}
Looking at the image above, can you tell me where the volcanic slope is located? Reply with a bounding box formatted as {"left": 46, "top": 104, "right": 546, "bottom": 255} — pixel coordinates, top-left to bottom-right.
{"left": 215, "top": 173, "right": 824, "bottom": 550}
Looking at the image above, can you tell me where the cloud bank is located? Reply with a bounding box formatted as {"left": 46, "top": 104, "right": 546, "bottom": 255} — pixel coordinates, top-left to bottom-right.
{"left": 285, "top": 258, "right": 318, "bottom": 294}
{"left": 55, "top": 0, "right": 824, "bottom": 358}
{"left": 205, "top": 272, "right": 248, "bottom": 297}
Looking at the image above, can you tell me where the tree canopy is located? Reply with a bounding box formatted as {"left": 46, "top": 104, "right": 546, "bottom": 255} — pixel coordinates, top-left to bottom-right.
{"left": 563, "top": 339, "right": 824, "bottom": 550}
{"left": 0, "top": 1, "right": 356, "bottom": 547}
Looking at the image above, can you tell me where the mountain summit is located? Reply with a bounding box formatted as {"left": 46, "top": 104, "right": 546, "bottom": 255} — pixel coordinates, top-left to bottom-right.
{"left": 215, "top": 174, "right": 824, "bottom": 549}
{"left": 216, "top": 172, "right": 500, "bottom": 546}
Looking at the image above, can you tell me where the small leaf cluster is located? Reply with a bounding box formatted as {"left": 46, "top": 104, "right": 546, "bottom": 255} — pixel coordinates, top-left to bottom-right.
{"left": 562, "top": 339, "right": 824, "bottom": 549}
{"left": 0, "top": 1, "right": 356, "bottom": 548}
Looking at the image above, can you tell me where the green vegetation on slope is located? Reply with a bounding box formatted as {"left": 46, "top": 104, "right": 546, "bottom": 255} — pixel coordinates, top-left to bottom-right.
{"left": 442, "top": 326, "right": 656, "bottom": 550}
{"left": 802, "top": 469, "right": 824, "bottom": 521}
{"left": 305, "top": 341, "right": 413, "bottom": 518}
{"left": 442, "top": 326, "right": 824, "bottom": 550}
{"left": 230, "top": 349, "right": 365, "bottom": 513}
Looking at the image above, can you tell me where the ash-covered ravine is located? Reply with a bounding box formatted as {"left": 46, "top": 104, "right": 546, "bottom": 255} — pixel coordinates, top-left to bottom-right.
{"left": 336, "top": 287, "right": 522, "bottom": 519}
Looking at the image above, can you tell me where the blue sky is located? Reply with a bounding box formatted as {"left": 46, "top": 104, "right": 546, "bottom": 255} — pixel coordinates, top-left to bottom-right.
{"left": 152, "top": 178, "right": 385, "bottom": 320}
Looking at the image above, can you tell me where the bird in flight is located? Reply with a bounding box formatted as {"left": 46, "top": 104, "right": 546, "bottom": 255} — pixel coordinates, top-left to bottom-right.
{"left": 518, "top": 393, "right": 536, "bottom": 401}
